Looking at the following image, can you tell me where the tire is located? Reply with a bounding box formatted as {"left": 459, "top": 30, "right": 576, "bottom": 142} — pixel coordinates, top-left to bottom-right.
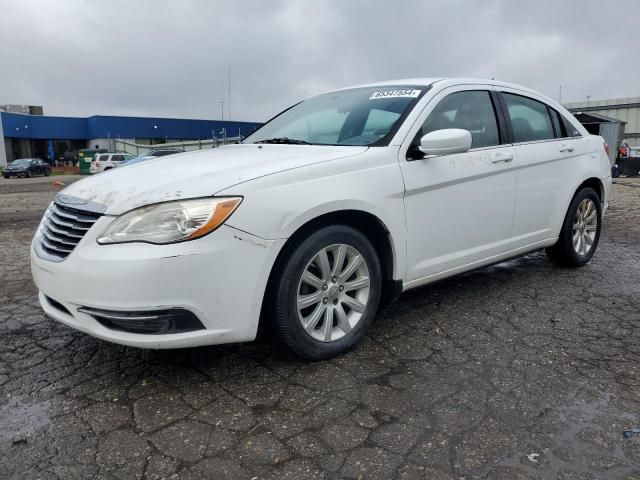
{"left": 44, "top": 170, "right": 50, "bottom": 177}
{"left": 546, "top": 187, "right": 602, "bottom": 267}
{"left": 272, "top": 225, "right": 382, "bottom": 360}
{"left": 26, "top": 171, "right": 32, "bottom": 178}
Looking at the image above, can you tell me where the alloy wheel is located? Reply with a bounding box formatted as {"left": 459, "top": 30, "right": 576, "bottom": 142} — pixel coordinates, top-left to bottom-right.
{"left": 296, "top": 243, "right": 370, "bottom": 342}
{"left": 572, "top": 198, "right": 598, "bottom": 256}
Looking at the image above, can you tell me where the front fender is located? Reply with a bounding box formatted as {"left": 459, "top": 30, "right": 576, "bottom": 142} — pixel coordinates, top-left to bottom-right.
{"left": 219, "top": 148, "right": 407, "bottom": 280}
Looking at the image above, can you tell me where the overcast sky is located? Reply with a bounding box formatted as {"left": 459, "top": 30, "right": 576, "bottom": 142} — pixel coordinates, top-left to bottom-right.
{"left": 1, "top": 0, "right": 638, "bottom": 122}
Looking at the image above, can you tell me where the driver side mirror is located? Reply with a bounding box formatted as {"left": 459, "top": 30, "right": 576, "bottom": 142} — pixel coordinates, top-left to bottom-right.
{"left": 419, "top": 128, "right": 472, "bottom": 156}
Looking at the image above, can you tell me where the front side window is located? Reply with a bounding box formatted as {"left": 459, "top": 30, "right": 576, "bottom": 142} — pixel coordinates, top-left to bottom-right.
{"left": 420, "top": 90, "right": 500, "bottom": 148}
{"left": 503, "top": 93, "right": 555, "bottom": 143}
{"left": 244, "top": 85, "right": 426, "bottom": 146}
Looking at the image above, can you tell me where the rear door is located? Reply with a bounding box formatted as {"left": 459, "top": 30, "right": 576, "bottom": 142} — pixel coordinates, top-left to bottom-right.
{"left": 111, "top": 154, "right": 125, "bottom": 166}
{"left": 497, "top": 90, "right": 589, "bottom": 248}
{"left": 399, "top": 86, "right": 517, "bottom": 284}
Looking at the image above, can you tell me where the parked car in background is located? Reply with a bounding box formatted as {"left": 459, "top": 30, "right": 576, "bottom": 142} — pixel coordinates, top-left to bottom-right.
{"left": 90, "top": 153, "right": 135, "bottom": 174}
{"left": 31, "top": 78, "right": 612, "bottom": 359}
{"left": 117, "top": 148, "right": 184, "bottom": 167}
{"left": 3, "top": 158, "right": 51, "bottom": 178}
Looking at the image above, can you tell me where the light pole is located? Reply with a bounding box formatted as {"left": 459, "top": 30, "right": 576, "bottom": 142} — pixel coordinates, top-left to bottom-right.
{"left": 218, "top": 99, "right": 225, "bottom": 120}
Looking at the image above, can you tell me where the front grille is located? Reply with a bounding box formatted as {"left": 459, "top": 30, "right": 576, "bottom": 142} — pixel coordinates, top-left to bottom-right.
{"left": 37, "top": 200, "right": 102, "bottom": 261}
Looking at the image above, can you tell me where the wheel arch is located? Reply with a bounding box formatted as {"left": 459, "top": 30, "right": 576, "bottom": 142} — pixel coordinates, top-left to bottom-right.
{"left": 552, "top": 176, "right": 605, "bottom": 240}
{"left": 258, "top": 209, "right": 400, "bottom": 335}
{"left": 575, "top": 177, "right": 604, "bottom": 202}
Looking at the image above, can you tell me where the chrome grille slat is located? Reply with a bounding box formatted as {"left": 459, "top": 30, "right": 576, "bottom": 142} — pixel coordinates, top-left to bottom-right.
{"left": 40, "top": 237, "right": 74, "bottom": 253}
{"left": 48, "top": 204, "right": 99, "bottom": 224}
{"left": 42, "top": 220, "right": 84, "bottom": 239}
{"left": 40, "top": 228, "right": 80, "bottom": 246}
{"left": 46, "top": 211, "right": 92, "bottom": 230}
{"left": 36, "top": 197, "right": 103, "bottom": 261}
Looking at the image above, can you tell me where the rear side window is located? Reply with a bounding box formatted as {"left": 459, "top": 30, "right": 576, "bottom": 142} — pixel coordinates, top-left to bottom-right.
{"left": 96, "top": 154, "right": 109, "bottom": 162}
{"left": 548, "top": 108, "right": 566, "bottom": 138}
{"left": 503, "top": 93, "right": 555, "bottom": 143}
{"left": 420, "top": 90, "right": 500, "bottom": 148}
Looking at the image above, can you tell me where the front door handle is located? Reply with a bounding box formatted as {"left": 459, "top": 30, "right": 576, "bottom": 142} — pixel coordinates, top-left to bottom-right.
{"left": 559, "top": 144, "right": 575, "bottom": 153}
{"left": 491, "top": 152, "right": 513, "bottom": 164}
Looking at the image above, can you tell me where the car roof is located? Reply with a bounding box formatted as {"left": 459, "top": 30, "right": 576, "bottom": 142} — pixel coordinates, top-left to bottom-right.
{"left": 336, "top": 77, "right": 546, "bottom": 95}
{"left": 329, "top": 77, "right": 560, "bottom": 109}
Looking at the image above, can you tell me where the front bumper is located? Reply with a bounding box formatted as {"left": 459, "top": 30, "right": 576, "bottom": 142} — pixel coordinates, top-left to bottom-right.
{"left": 31, "top": 218, "right": 282, "bottom": 349}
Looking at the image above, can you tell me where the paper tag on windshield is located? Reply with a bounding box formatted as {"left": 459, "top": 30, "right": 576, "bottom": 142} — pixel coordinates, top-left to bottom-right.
{"left": 369, "top": 89, "right": 421, "bottom": 100}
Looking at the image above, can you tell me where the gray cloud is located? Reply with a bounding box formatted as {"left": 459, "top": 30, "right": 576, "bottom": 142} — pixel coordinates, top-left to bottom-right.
{"left": 1, "top": 0, "right": 638, "bottom": 122}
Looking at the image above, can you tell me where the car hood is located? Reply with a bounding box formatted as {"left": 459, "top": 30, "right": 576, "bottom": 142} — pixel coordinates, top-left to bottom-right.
{"left": 58, "top": 144, "right": 367, "bottom": 215}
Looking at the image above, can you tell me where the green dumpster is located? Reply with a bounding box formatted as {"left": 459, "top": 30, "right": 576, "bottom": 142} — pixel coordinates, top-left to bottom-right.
{"left": 78, "top": 148, "right": 107, "bottom": 175}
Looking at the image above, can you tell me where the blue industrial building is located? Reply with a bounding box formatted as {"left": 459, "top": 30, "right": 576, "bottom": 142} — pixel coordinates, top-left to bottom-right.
{"left": 0, "top": 111, "right": 261, "bottom": 166}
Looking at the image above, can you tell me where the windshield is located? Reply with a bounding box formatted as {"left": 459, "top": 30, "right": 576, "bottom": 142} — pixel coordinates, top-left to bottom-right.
{"left": 10, "top": 159, "right": 31, "bottom": 167}
{"left": 244, "top": 85, "right": 427, "bottom": 146}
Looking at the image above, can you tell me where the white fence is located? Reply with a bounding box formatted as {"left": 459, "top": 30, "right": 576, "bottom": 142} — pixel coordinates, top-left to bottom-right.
{"left": 112, "top": 137, "right": 242, "bottom": 156}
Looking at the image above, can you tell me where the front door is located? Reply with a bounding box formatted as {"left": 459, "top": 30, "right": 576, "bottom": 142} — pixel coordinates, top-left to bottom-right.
{"left": 400, "top": 87, "right": 517, "bottom": 284}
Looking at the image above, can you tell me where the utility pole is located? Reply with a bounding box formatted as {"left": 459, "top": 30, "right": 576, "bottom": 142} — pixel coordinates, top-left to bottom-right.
{"left": 586, "top": 95, "right": 592, "bottom": 106}
{"left": 228, "top": 67, "right": 231, "bottom": 121}
{"left": 558, "top": 84, "right": 562, "bottom": 103}
{"left": 218, "top": 98, "right": 225, "bottom": 120}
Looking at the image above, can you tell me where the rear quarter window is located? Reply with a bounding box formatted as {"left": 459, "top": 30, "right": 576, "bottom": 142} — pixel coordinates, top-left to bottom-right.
{"left": 562, "top": 116, "right": 582, "bottom": 137}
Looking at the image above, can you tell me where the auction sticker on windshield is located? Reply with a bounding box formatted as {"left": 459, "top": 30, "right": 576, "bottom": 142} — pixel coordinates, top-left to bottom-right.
{"left": 369, "top": 89, "right": 421, "bottom": 99}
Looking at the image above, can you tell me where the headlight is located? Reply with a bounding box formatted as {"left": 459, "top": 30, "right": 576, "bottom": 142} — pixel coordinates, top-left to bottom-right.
{"left": 97, "top": 197, "right": 242, "bottom": 245}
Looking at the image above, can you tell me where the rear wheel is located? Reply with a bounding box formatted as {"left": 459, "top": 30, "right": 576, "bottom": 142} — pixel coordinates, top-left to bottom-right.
{"left": 44, "top": 170, "right": 50, "bottom": 177}
{"left": 26, "top": 171, "right": 32, "bottom": 178}
{"left": 272, "top": 225, "right": 382, "bottom": 360}
{"left": 546, "top": 187, "right": 601, "bottom": 267}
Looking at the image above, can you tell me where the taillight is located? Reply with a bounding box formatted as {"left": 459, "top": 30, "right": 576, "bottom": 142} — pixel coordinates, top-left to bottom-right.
{"left": 95, "top": 161, "right": 100, "bottom": 167}
{"left": 604, "top": 143, "right": 610, "bottom": 157}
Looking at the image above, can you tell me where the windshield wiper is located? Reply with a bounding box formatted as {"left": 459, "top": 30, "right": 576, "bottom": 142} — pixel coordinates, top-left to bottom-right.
{"left": 254, "top": 137, "right": 312, "bottom": 145}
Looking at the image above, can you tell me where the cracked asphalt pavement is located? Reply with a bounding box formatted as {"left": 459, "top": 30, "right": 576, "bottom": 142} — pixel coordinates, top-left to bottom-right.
{"left": 1, "top": 177, "right": 639, "bottom": 479}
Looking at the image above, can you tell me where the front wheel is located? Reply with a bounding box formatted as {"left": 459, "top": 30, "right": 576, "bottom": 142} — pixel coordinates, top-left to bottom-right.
{"left": 272, "top": 225, "right": 382, "bottom": 360}
{"left": 546, "top": 187, "right": 602, "bottom": 267}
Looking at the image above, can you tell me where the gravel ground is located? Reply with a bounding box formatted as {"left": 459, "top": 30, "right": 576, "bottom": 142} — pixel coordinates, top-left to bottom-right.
{"left": 0, "top": 179, "right": 639, "bottom": 479}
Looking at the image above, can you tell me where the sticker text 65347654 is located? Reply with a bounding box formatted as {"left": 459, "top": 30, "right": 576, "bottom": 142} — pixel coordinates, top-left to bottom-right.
{"left": 369, "top": 89, "right": 421, "bottom": 100}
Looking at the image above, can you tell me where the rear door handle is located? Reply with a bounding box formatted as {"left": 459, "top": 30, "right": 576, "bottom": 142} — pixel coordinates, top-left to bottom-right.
{"left": 559, "top": 144, "right": 574, "bottom": 153}
{"left": 491, "top": 152, "right": 513, "bottom": 164}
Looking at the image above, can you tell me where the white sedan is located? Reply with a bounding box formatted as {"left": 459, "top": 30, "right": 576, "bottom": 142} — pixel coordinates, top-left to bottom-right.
{"left": 31, "top": 78, "right": 612, "bottom": 359}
